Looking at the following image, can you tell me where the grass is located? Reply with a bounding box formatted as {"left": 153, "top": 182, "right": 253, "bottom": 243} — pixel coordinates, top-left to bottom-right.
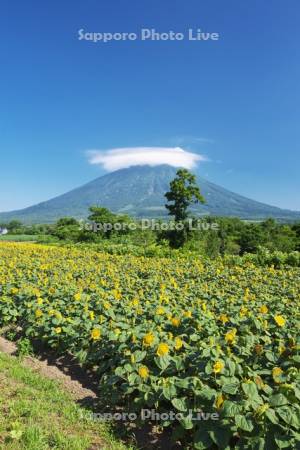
{"left": 0, "top": 235, "right": 37, "bottom": 242}
{"left": 0, "top": 352, "right": 132, "bottom": 450}
{"left": 0, "top": 234, "right": 59, "bottom": 244}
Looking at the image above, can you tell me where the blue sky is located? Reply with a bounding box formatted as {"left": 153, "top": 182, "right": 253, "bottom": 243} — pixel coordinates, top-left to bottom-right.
{"left": 0, "top": 0, "right": 299, "bottom": 212}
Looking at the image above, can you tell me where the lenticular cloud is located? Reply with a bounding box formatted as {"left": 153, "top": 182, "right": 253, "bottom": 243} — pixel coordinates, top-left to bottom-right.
{"left": 87, "top": 147, "right": 206, "bottom": 171}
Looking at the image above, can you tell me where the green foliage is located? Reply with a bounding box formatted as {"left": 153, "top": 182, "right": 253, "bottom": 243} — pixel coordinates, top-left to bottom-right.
{"left": 164, "top": 169, "right": 205, "bottom": 248}
{"left": 2, "top": 210, "right": 300, "bottom": 260}
{"left": 165, "top": 169, "right": 205, "bottom": 222}
{"left": 87, "top": 206, "right": 131, "bottom": 239}
{"left": 16, "top": 338, "right": 34, "bottom": 357}
{"left": 237, "top": 220, "right": 298, "bottom": 255}
{"left": 226, "top": 247, "right": 300, "bottom": 268}
{"left": 0, "top": 220, "right": 54, "bottom": 237}
{"left": 36, "top": 234, "right": 59, "bottom": 244}
{"left": 1, "top": 243, "right": 299, "bottom": 449}
{"left": 6, "top": 220, "right": 23, "bottom": 233}
{"left": 51, "top": 217, "right": 81, "bottom": 241}
{"left": 237, "top": 223, "right": 266, "bottom": 254}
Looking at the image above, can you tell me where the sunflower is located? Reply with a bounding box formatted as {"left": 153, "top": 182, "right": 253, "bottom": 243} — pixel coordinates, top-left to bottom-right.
{"left": 143, "top": 332, "right": 155, "bottom": 347}
{"left": 213, "top": 360, "right": 224, "bottom": 374}
{"left": 157, "top": 343, "right": 169, "bottom": 357}
{"left": 138, "top": 366, "right": 149, "bottom": 379}
{"left": 274, "top": 315, "right": 285, "bottom": 327}
{"left": 91, "top": 328, "right": 101, "bottom": 340}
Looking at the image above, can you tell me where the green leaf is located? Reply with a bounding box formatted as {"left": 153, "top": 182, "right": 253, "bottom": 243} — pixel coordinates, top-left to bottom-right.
{"left": 196, "top": 386, "right": 216, "bottom": 401}
{"left": 222, "top": 400, "right": 241, "bottom": 417}
{"left": 127, "top": 373, "right": 138, "bottom": 385}
{"left": 209, "top": 427, "right": 231, "bottom": 447}
{"left": 277, "top": 406, "right": 299, "bottom": 428}
{"left": 269, "top": 393, "right": 289, "bottom": 407}
{"left": 178, "top": 413, "right": 194, "bottom": 430}
{"left": 294, "top": 387, "right": 300, "bottom": 401}
{"left": 262, "top": 384, "right": 273, "bottom": 395}
{"left": 205, "top": 362, "right": 213, "bottom": 375}
{"left": 265, "top": 351, "right": 276, "bottom": 363}
{"left": 226, "top": 359, "right": 236, "bottom": 376}
{"left": 173, "top": 356, "right": 184, "bottom": 371}
{"left": 222, "top": 383, "right": 239, "bottom": 395}
{"left": 171, "top": 397, "right": 188, "bottom": 412}
{"left": 235, "top": 414, "right": 254, "bottom": 432}
{"left": 252, "top": 437, "right": 265, "bottom": 450}
{"left": 190, "top": 333, "right": 199, "bottom": 342}
{"left": 133, "top": 350, "right": 146, "bottom": 362}
{"left": 174, "top": 377, "right": 190, "bottom": 389}
{"left": 154, "top": 355, "right": 170, "bottom": 371}
{"left": 248, "top": 395, "right": 263, "bottom": 409}
{"left": 265, "top": 408, "right": 279, "bottom": 424}
{"left": 194, "top": 429, "right": 213, "bottom": 449}
{"left": 242, "top": 381, "right": 258, "bottom": 398}
{"left": 274, "top": 434, "right": 294, "bottom": 449}
{"left": 202, "top": 348, "right": 211, "bottom": 357}
{"left": 124, "top": 363, "right": 133, "bottom": 373}
{"left": 115, "top": 366, "right": 125, "bottom": 377}
{"left": 162, "top": 384, "right": 177, "bottom": 401}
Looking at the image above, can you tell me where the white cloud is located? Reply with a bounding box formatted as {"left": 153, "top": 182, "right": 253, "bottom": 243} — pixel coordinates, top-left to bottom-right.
{"left": 87, "top": 147, "right": 207, "bottom": 172}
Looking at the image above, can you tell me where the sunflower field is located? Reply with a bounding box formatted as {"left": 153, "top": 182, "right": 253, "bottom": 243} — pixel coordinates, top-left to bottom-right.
{"left": 0, "top": 242, "right": 299, "bottom": 449}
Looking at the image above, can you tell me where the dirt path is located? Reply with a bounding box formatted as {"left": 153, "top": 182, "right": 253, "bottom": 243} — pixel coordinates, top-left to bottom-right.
{"left": 0, "top": 336, "right": 97, "bottom": 403}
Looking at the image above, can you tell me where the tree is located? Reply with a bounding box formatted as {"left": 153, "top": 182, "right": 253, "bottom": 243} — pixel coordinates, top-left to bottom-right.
{"left": 56, "top": 217, "right": 79, "bottom": 227}
{"left": 165, "top": 169, "right": 205, "bottom": 221}
{"left": 238, "top": 224, "right": 265, "bottom": 254}
{"left": 87, "top": 206, "right": 130, "bottom": 239}
{"left": 164, "top": 169, "right": 205, "bottom": 248}
{"left": 7, "top": 220, "right": 23, "bottom": 234}
{"left": 292, "top": 222, "right": 300, "bottom": 251}
{"left": 52, "top": 217, "right": 80, "bottom": 241}
{"left": 204, "top": 230, "right": 221, "bottom": 258}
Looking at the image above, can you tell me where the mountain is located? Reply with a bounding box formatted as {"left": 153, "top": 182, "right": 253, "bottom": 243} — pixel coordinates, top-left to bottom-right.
{"left": 0, "top": 165, "right": 299, "bottom": 223}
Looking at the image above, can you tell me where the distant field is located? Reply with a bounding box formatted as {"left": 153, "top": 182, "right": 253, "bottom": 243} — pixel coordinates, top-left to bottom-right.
{"left": 0, "top": 234, "right": 37, "bottom": 242}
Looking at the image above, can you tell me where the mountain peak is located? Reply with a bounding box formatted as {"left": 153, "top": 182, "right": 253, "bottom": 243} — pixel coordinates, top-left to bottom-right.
{"left": 0, "top": 164, "right": 299, "bottom": 223}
